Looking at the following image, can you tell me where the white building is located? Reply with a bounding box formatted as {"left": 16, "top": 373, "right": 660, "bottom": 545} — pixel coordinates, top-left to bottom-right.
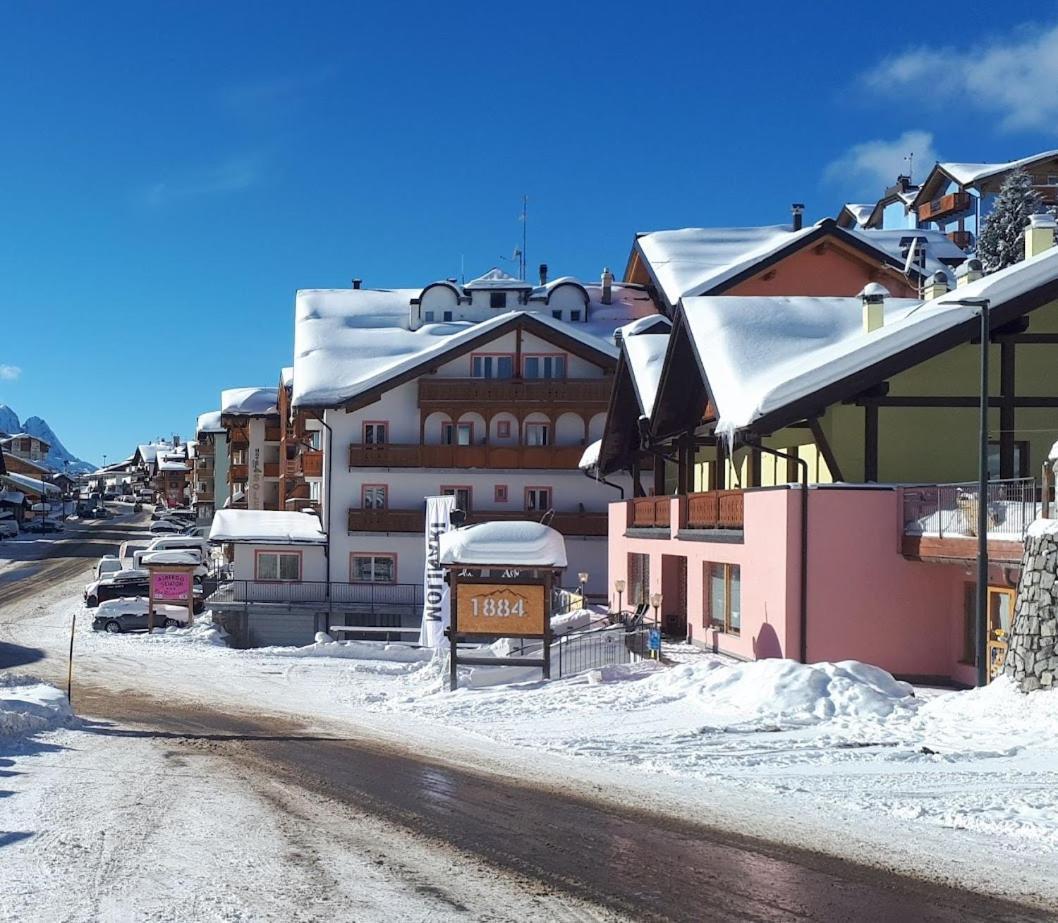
{"left": 290, "top": 267, "right": 659, "bottom": 594}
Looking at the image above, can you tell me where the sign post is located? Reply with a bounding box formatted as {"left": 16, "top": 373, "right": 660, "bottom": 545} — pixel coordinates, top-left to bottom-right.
{"left": 146, "top": 564, "right": 196, "bottom": 633}
{"left": 446, "top": 570, "right": 552, "bottom": 691}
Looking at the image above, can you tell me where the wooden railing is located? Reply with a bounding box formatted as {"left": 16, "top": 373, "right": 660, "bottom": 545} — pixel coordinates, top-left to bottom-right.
{"left": 229, "top": 464, "right": 248, "bottom": 482}
{"left": 418, "top": 377, "right": 611, "bottom": 407}
{"left": 348, "top": 508, "right": 608, "bottom": 535}
{"left": 263, "top": 462, "right": 281, "bottom": 478}
{"left": 630, "top": 496, "right": 672, "bottom": 528}
{"left": 685, "top": 490, "right": 745, "bottom": 529}
{"left": 917, "top": 191, "right": 973, "bottom": 223}
{"left": 299, "top": 450, "right": 324, "bottom": 477}
{"left": 265, "top": 426, "right": 282, "bottom": 442}
{"left": 348, "top": 443, "right": 587, "bottom": 470}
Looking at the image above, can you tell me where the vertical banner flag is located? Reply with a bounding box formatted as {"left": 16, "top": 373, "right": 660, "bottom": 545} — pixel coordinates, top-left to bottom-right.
{"left": 419, "top": 495, "right": 457, "bottom": 648}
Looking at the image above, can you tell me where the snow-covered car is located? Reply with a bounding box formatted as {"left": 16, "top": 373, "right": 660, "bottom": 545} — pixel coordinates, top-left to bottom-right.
{"left": 0, "top": 519, "right": 18, "bottom": 539}
{"left": 23, "top": 519, "right": 63, "bottom": 533}
{"left": 84, "top": 569, "right": 205, "bottom": 610}
{"left": 94, "top": 555, "right": 123, "bottom": 580}
{"left": 149, "top": 519, "right": 185, "bottom": 534}
{"left": 91, "top": 598, "right": 189, "bottom": 634}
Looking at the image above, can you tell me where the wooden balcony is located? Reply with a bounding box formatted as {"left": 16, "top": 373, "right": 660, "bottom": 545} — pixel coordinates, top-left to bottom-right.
{"left": 418, "top": 377, "right": 611, "bottom": 410}
{"left": 685, "top": 490, "right": 744, "bottom": 529}
{"left": 265, "top": 426, "right": 282, "bottom": 443}
{"left": 348, "top": 507, "right": 608, "bottom": 536}
{"left": 299, "top": 450, "right": 324, "bottom": 477}
{"left": 263, "top": 462, "right": 281, "bottom": 478}
{"left": 228, "top": 425, "right": 250, "bottom": 447}
{"left": 917, "top": 191, "right": 973, "bottom": 223}
{"left": 229, "top": 464, "right": 248, "bottom": 483}
{"left": 946, "top": 229, "right": 974, "bottom": 251}
{"left": 348, "top": 443, "right": 587, "bottom": 470}
{"left": 630, "top": 496, "right": 671, "bottom": 529}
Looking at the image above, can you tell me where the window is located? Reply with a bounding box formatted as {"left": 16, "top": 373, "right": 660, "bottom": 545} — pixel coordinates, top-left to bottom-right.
{"left": 706, "top": 563, "right": 741, "bottom": 634}
{"left": 495, "top": 484, "right": 508, "bottom": 503}
{"left": 496, "top": 419, "right": 511, "bottom": 438}
{"left": 551, "top": 310, "right": 562, "bottom": 320}
{"left": 471, "top": 354, "right": 514, "bottom": 379}
{"left": 309, "top": 480, "right": 321, "bottom": 501}
{"left": 362, "top": 484, "right": 387, "bottom": 509}
{"left": 424, "top": 310, "right": 435, "bottom": 322}
{"left": 490, "top": 291, "right": 507, "bottom": 309}
{"left": 256, "top": 551, "right": 301, "bottom": 582}
{"left": 442, "top": 310, "right": 453, "bottom": 322}
{"left": 525, "top": 487, "right": 551, "bottom": 512}
{"left": 231, "top": 449, "right": 247, "bottom": 465}
{"left": 442, "top": 421, "right": 473, "bottom": 445}
{"left": 628, "top": 553, "right": 650, "bottom": 607}
{"left": 525, "top": 422, "right": 550, "bottom": 446}
{"left": 523, "top": 355, "right": 566, "bottom": 379}
{"left": 442, "top": 486, "right": 471, "bottom": 511}
{"left": 363, "top": 422, "right": 388, "bottom": 445}
{"left": 351, "top": 553, "right": 396, "bottom": 583}
{"left": 307, "top": 430, "right": 321, "bottom": 450}
{"left": 987, "top": 440, "right": 1029, "bottom": 478}
{"left": 570, "top": 310, "right": 582, "bottom": 322}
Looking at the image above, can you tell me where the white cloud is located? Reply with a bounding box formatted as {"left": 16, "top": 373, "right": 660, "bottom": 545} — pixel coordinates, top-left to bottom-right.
{"left": 0, "top": 365, "right": 21, "bottom": 381}
{"left": 862, "top": 23, "right": 1058, "bottom": 132}
{"left": 824, "top": 130, "right": 938, "bottom": 194}
{"left": 142, "top": 154, "right": 265, "bottom": 207}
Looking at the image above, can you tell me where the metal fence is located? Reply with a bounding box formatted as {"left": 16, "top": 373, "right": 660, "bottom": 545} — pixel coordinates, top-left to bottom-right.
{"left": 207, "top": 580, "right": 424, "bottom": 613}
{"left": 553, "top": 618, "right": 652, "bottom": 678}
{"left": 902, "top": 477, "right": 1037, "bottom": 540}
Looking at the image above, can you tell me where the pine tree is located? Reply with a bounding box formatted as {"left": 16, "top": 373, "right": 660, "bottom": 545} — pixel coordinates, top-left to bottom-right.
{"left": 976, "top": 168, "right": 1044, "bottom": 272}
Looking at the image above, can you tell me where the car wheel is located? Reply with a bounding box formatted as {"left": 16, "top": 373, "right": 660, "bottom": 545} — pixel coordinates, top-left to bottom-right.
{"left": 104, "top": 621, "right": 122, "bottom": 634}
{"left": 163, "top": 618, "right": 180, "bottom": 628}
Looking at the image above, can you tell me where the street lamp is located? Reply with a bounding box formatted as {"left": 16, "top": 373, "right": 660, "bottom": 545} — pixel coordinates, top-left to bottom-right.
{"left": 951, "top": 296, "right": 992, "bottom": 687}
{"left": 649, "top": 592, "right": 662, "bottom": 626}
{"left": 614, "top": 578, "right": 626, "bottom": 618}
{"left": 649, "top": 592, "right": 663, "bottom": 660}
{"left": 577, "top": 571, "right": 589, "bottom": 605}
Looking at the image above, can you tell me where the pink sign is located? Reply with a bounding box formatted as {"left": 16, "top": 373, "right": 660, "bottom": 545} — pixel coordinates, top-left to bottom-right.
{"left": 152, "top": 572, "right": 192, "bottom": 601}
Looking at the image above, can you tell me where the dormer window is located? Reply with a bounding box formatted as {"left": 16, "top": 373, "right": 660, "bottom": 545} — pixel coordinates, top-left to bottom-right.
{"left": 424, "top": 310, "right": 435, "bottom": 323}
{"left": 570, "top": 310, "right": 582, "bottom": 322}
{"left": 490, "top": 292, "right": 507, "bottom": 309}
{"left": 443, "top": 311, "right": 453, "bottom": 322}
{"left": 552, "top": 310, "right": 562, "bottom": 320}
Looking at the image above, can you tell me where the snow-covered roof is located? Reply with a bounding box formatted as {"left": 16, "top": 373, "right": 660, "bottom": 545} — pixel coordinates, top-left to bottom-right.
{"left": 0, "top": 432, "right": 50, "bottom": 448}
{"left": 578, "top": 440, "right": 601, "bottom": 472}
{"left": 1, "top": 472, "right": 60, "bottom": 496}
{"left": 221, "top": 387, "right": 279, "bottom": 417}
{"left": 624, "top": 333, "right": 669, "bottom": 418}
{"left": 196, "top": 411, "right": 224, "bottom": 435}
{"left": 463, "top": 267, "right": 533, "bottom": 290}
{"left": 156, "top": 456, "right": 189, "bottom": 472}
{"left": 209, "top": 509, "right": 326, "bottom": 544}
{"left": 0, "top": 489, "right": 25, "bottom": 505}
{"left": 281, "top": 367, "right": 293, "bottom": 388}
{"left": 292, "top": 291, "right": 619, "bottom": 408}
{"left": 841, "top": 204, "right": 875, "bottom": 228}
{"left": 852, "top": 228, "right": 966, "bottom": 279}
{"left": 438, "top": 521, "right": 567, "bottom": 567}
{"left": 681, "top": 243, "right": 1058, "bottom": 436}
{"left": 940, "top": 149, "right": 1058, "bottom": 187}
{"left": 618, "top": 314, "right": 671, "bottom": 338}
{"left": 141, "top": 549, "right": 202, "bottom": 567}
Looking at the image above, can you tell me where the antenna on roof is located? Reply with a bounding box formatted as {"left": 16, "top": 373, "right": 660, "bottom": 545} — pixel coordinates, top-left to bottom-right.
{"left": 905, "top": 151, "right": 914, "bottom": 183}
{"left": 460, "top": 253, "right": 465, "bottom": 285}
{"left": 520, "top": 194, "right": 527, "bottom": 281}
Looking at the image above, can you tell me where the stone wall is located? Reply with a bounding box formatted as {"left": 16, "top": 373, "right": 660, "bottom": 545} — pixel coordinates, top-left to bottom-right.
{"left": 1004, "top": 522, "right": 1058, "bottom": 691}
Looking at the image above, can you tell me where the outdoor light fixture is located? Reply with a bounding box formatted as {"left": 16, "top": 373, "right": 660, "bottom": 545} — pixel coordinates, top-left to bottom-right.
{"left": 578, "top": 570, "right": 589, "bottom": 593}
{"left": 614, "top": 578, "right": 626, "bottom": 617}
{"left": 950, "top": 296, "right": 992, "bottom": 688}
{"left": 649, "top": 592, "right": 662, "bottom": 629}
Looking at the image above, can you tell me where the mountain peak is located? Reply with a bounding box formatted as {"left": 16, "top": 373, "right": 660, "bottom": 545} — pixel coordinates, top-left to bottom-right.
{"left": 0, "top": 406, "right": 94, "bottom": 473}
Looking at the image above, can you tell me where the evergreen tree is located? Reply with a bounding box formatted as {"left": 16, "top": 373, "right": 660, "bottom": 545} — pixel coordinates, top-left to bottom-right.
{"left": 976, "top": 168, "right": 1044, "bottom": 272}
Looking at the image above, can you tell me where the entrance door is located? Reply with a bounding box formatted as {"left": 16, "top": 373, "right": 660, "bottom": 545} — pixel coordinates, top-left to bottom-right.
{"left": 987, "top": 586, "right": 1016, "bottom": 681}
{"left": 661, "top": 554, "right": 688, "bottom": 638}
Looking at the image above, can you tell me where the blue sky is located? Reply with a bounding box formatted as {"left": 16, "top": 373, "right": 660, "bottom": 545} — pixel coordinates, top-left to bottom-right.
{"left": 1, "top": 1, "right": 1056, "bottom": 464}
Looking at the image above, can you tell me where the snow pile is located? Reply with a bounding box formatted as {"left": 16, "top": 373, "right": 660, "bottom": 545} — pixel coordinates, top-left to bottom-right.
{"left": 262, "top": 638, "right": 434, "bottom": 664}
{"left": 0, "top": 675, "right": 73, "bottom": 737}
{"left": 658, "top": 659, "right": 918, "bottom": 727}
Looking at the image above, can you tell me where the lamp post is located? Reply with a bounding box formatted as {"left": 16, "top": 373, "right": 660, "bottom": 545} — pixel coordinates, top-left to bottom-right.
{"left": 614, "top": 578, "right": 626, "bottom": 618}
{"left": 952, "top": 296, "right": 992, "bottom": 687}
{"left": 577, "top": 571, "right": 589, "bottom": 608}
{"left": 649, "top": 592, "right": 663, "bottom": 660}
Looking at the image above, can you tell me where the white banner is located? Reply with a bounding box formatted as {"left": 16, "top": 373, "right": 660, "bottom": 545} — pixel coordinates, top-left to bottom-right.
{"left": 419, "top": 495, "right": 457, "bottom": 648}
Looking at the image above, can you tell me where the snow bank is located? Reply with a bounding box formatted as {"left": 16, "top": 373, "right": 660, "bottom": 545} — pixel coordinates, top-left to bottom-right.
{"left": 0, "top": 675, "right": 73, "bottom": 737}
{"left": 647, "top": 659, "right": 918, "bottom": 726}
{"left": 261, "top": 638, "right": 435, "bottom": 664}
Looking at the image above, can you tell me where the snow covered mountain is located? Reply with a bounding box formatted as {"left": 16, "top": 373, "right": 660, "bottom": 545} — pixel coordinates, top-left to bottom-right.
{"left": 0, "top": 404, "right": 94, "bottom": 474}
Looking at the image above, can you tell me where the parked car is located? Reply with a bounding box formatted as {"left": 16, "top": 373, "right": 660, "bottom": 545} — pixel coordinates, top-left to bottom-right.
{"left": 0, "top": 518, "right": 18, "bottom": 539}
{"left": 91, "top": 598, "right": 190, "bottom": 634}
{"left": 149, "top": 519, "right": 185, "bottom": 534}
{"left": 95, "top": 555, "right": 124, "bottom": 580}
{"left": 84, "top": 570, "right": 205, "bottom": 611}
{"left": 23, "top": 519, "right": 63, "bottom": 533}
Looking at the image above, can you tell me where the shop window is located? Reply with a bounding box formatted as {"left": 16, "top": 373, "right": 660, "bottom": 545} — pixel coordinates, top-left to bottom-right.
{"left": 706, "top": 562, "right": 741, "bottom": 634}
{"left": 256, "top": 551, "right": 301, "bottom": 582}
{"left": 351, "top": 553, "right": 395, "bottom": 583}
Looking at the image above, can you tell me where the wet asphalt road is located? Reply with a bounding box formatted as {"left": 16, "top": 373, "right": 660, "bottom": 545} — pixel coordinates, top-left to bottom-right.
{"left": 2, "top": 518, "right": 1054, "bottom": 922}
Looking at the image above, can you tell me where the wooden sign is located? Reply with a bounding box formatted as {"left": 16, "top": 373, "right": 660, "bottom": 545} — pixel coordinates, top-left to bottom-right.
{"left": 146, "top": 563, "right": 196, "bottom": 631}
{"left": 456, "top": 582, "right": 546, "bottom": 637}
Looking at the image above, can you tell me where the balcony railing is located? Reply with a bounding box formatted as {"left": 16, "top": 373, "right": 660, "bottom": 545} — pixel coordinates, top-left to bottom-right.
{"left": 947, "top": 229, "right": 974, "bottom": 251}
{"left": 686, "top": 490, "right": 745, "bottom": 529}
{"left": 348, "top": 507, "right": 608, "bottom": 536}
{"left": 263, "top": 462, "right": 280, "bottom": 478}
{"left": 418, "top": 377, "right": 611, "bottom": 408}
{"left": 917, "top": 191, "right": 973, "bottom": 223}
{"left": 299, "top": 450, "right": 324, "bottom": 477}
{"left": 348, "top": 443, "right": 587, "bottom": 470}
{"left": 265, "top": 426, "right": 282, "bottom": 443}
{"left": 229, "top": 464, "right": 248, "bottom": 482}
{"left": 902, "top": 478, "right": 1036, "bottom": 540}
{"left": 630, "top": 496, "right": 671, "bottom": 529}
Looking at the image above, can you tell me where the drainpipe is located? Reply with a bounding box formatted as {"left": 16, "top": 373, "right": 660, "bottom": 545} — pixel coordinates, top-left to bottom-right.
{"left": 313, "top": 410, "right": 334, "bottom": 627}
{"left": 582, "top": 467, "right": 625, "bottom": 499}
{"left": 751, "top": 443, "right": 810, "bottom": 663}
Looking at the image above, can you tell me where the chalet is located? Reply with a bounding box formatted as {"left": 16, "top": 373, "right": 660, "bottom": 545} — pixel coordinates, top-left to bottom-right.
{"left": 911, "top": 148, "right": 1058, "bottom": 252}
{"left": 193, "top": 410, "right": 227, "bottom": 521}
{"left": 0, "top": 432, "right": 51, "bottom": 465}
{"left": 623, "top": 212, "right": 965, "bottom": 316}
{"left": 219, "top": 388, "right": 281, "bottom": 511}
{"left": 288, "top": 267, "right": 660, "bottom": 594}
{"left": 595, "top": 215, "right": 1058, "bottom": 686}
{"left": 276, "top": 366, "right": 317, "bottom": 514}
{"left": 153, "top": 447, "right": 191, "bottom": 509}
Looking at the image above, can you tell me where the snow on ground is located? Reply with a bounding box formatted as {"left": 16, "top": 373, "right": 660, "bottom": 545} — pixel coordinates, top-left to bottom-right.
{"left": 0, "top": 674, "right": 72, "bottom": 737}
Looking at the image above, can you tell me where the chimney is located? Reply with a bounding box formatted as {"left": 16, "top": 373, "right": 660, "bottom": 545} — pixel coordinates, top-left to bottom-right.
{"left": 859, "top": 283, "right": 889, "bottom": 332}
{"left": 601, "top": 266, "right": 613, "bottom": 305}
{"left": 956, "top": 258, "right": 984, "bottom": 287}
{"left": 351, "top": 278, "right": 362, "bottom": 290}
{"left": 791, "top": 203, "right": 805, "bottom": 232}
{"left": 924, "top": 270, "right": 950, "bottom": 300}
{"left": 539, "top": 263, "right": 548, "bottom": 286}
{"left": 1025, "top": 213, "right": 1057, "bottom": 259}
